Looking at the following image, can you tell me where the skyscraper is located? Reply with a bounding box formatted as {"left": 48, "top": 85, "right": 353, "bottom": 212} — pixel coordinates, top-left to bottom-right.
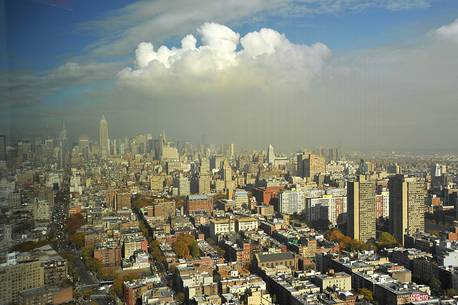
{"left": 78, "top": 136, "right": 90, "bottom": 159}
{"left": 347, "top": 175, "right": 376, "bottom": 242}
{"left": 267, "top": 144, "right": 275, "bottom": 164}
{"left": 304, "top": 153, "right": 326, "bottom": 179}
{"left": 0, "top": 135, "right": 6, "bottom": 161}
{"left": 388, "top": 175, "right": 426, "bottom": 245}
{"left": 431, "top": 163, "right": 442, "bottom": 177}
{"left": 99, "top": 115, "right": 109, "bottom": 158}
{"left": 222, "top": 159, "right": 232, "bottom": 182}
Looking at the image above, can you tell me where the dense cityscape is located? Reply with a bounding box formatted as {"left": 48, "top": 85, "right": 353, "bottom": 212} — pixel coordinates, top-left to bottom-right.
{"left": 0, "top": 114, "right": 457, "bottom": 305}
{"left": 3, "top": 1, "right": 458, "bottom": 305}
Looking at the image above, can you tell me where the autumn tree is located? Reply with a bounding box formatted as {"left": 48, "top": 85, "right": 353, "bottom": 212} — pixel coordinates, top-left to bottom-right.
{"left": 69, "top": 232, "right": 85, "bottom": 249}
{"left": 111, "top": 270, "right": 143, "bottom": 298}
{"left": 65, "top": 213, "right": 85, "bottom": 235}
{"left": 133, "top": 197, "right": 150, "bottom": 209}
{"left": 173, "top": 234, "right": 200, "bottom": 258}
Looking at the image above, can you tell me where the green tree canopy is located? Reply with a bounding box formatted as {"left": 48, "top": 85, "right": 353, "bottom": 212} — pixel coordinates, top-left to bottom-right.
{"left": 377, "top": 232, "right": 400, "bottom": 247}
{"left": 429, "top": 277, "right": 443, "bottom": 296}
{"left": 358, "top": 288, "right": 374, "bottom": 302}
{"left": 446, "top": 288, "right": 458, "bottom": 297}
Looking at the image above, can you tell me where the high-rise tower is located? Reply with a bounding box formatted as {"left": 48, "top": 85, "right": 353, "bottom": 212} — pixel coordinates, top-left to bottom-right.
{"left": 389, "top": 175, "right": 426, "bottom": 245}
{"left": 347, "top": 175, "right": 376, "bottom": 242}
{"left": 267, "top": 144, "right": 275, "bottom": 164}
{"left": 0, "top": 135, "right": 6, "bottom": 161}
{"left": 99, "top": 115, "right": 109, "bottom": 158}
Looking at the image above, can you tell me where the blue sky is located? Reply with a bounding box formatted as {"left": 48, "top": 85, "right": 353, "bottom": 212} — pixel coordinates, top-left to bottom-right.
{"left": 2, "top": 0, "right": 458, "bottom": 152}
{"left": 4, "top": 0, "right": 458, "bottom": 71}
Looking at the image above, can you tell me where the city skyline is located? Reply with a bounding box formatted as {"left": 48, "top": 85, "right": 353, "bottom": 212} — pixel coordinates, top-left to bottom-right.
{"left": 3, "top": 2, "right": 458, "bottom": 305}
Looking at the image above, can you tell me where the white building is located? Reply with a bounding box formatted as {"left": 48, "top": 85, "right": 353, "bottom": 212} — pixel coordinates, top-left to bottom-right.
{"left": 236, "top": 217, "right": 258, "bottom": 232}
{"left": 209, "top": 218, "right": 236, "bottom": 238}
{"left": 279, "top": 189, "right": 305, "bottom": 215}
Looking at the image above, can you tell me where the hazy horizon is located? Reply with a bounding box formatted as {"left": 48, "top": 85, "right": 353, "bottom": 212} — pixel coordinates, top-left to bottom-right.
{"left": 1, "top": 1, "right": 458, "bottom": 153}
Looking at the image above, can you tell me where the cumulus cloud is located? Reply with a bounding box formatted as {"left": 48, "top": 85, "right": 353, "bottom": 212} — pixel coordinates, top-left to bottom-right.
{"left": 436, "top": 18, "right": 458, "bottom": 43}
{"left": 118, "top": 23, "right": 331, "bottom": 96}
{"left": 81, "top": 0, "right": 433, "bottom": 58}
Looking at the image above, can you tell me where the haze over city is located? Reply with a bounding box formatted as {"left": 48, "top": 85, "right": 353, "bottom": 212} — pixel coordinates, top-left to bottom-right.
{"left": 3, "top": 2, "right": 458, "bottom": 305}
{"left": 2, "top": 0, "right": 458, "bottom": 152}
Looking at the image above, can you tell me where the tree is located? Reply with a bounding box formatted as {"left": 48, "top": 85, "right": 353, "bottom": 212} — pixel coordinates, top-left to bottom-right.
{"left": 111, "top": 270, "right": 142, "bottom": 298}
{"left": 173, "top": 234, "right": 200, "bottom": 258}
{"left": 189, "top": 240, "right": 200, "bottom": 257}
{"left": 139, "top": 221, "right": 150, "bottom": 240}
{"left": 65, "top": 213, "right": 85, "bottom": 235}
{"left": 328, "top": 228, "right": 345, "bottom": 241}
{"left": 69, "top": 232, "right": 85, "bottom": 249}
{"left": 446, "top": 288, "right": 458, "bottom": 297}
{"left": 429, "top": 277, "right": 443, "bottom": 296}
{"left": 12, "top": 240, "right": 48, "bottom": 252}
{"left": 175, "top": 292, "right": 185, "bottom": 303}
{"left": 150, "top": 239, "right": 167, "bottom": 266}
{"left": 377, "top": 232, "right": 399, "bottom": 248}
{"left": 358, "top": 288, "right": 374, "bottom": 302}
{"left": 133, "top": 198, "right": 150, "bottom": 209}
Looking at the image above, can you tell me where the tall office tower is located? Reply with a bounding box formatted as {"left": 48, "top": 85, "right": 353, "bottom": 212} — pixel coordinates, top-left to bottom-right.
{"left": 221, "top": 159, "right": 234, "bottom": 197}
{"left": 347, "top": 175, "right": 376, "bottom": 242}
{"left": 221, "top": 143, "right": 235, "bottom": 159}
{"left": 198, "top": 174, "right": 211, "bottom": 194}
{"left": 0, "top": 135, "right": 6, "bottom": 161}
{"left": 304, "top": 153, "right": 326, "bottom": 179}
{"left": 211, "top": 154, "right": 225, "bottom": 171}
{"left": 267, "top": 144, "right": 275, "bottom": 164}
{"left": 175, "top": 175, "right": 190, "bottom": 197}
{"left": 78, "top": 136, "right": 90, "bottom": 159}
{"left": 59, "top": 121, "right": 67, "bottom": 144}
{"left": 200, "top": 157, "right": 210, "bottom": 174}
{"left": 112, "top": 139, "right": 118, "bottom": 155}
{"left": 388, "top": 175, "right": 426, "bottom": 245}
{"left": 222, "top": 159, "right": 232, "bottom": 182}
{"left": 328, "top": 148, "right": 339, "bottom": 161}
{"left": 296, "top": 153, "right": 304, "bottom": 177}
{"left": 99, "top": 115, "right": 109, "bottom": 158}
{"left": 431, "top": 163, "right": 441, "bottom": 177}
{"left": 441, "top": 164, "right": 447, "bottom": 175}
{"left": 229, "top": 143, "right": 235, "bottom": 158}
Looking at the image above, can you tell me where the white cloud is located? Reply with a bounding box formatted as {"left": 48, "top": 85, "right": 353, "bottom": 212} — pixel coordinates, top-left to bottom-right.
{"left": 118, "top": 23, "right": 331, "bottom": 96}
{"left": 0, "top": 61, "right": 120, "bottom": 108}
{"left": 436, "top": 18, "right": 458, "bottom": 43}
{"left": 82, "top": 0, "right": 285, "bottom": 57}
{"left": 81, "top": 0, "right": 433, "bottom": 57}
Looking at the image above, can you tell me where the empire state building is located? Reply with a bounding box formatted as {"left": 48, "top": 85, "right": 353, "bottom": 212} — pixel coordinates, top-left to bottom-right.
{"left": 99, "top": 115, "right": 109, "bottom": 158}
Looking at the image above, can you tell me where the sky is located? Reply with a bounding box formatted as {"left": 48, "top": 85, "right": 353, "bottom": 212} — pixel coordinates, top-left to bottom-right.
{"left": 1, "top": 0, "right": 458, "bottom": 152}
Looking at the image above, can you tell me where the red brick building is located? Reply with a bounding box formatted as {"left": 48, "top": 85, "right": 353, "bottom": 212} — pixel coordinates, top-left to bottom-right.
{"left": 94, "top": 242, "right": 122, "bottom": 267}
{"left": 252, "top": 186, "right": 282, "bottom": 205}
{"left": 124, "top": 278, "right": 156, "bottom": 305}
{"left": 185, "top": 194, "right": 213, "bottom": 214}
